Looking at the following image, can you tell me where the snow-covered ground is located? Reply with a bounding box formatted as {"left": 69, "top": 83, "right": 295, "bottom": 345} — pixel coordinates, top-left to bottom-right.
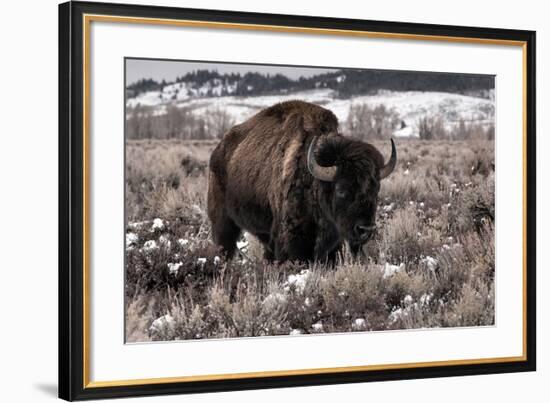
{"left": 128, "top": 79, "right": 238, "bottom": 106}
{"left": 127, "top": 88, "right": 494, "bottom": 138}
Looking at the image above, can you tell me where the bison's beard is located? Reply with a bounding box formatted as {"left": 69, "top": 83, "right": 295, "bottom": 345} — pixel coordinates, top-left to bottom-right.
{"left": 348, "top": 242, "right": 364, "bottom": 256}
{"left": 347, "top": 228, "right": 376, "bottom": 256}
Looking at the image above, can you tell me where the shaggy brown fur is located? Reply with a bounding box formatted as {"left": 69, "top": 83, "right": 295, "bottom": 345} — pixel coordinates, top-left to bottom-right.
{"left": 207, "top": 100, "right": 393, "bottom": 262}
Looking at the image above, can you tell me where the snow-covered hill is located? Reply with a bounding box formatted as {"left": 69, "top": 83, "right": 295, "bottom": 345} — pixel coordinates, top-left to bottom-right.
{"left": 127, "top": 88, "right": 494, "bottom": 138}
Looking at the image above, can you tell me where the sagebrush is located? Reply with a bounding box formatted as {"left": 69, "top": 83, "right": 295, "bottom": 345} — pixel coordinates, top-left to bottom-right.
{"left": 125, "top": 137, "right": 495, "bottom": 342}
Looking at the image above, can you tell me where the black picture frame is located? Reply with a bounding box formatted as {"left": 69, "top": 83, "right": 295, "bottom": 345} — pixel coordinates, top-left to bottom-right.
{"left": 59, "top": 1, "right": 536, "bottom": 400}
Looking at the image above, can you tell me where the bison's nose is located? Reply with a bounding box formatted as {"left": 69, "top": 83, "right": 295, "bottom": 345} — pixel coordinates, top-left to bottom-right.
{"left": 354, "top": 223, "right": 376, "bottom": 239}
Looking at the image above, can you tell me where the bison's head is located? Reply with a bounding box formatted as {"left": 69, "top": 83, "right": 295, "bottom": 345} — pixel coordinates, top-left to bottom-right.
{"left": 307, "top": 135, "right": 397, "bottom": 252}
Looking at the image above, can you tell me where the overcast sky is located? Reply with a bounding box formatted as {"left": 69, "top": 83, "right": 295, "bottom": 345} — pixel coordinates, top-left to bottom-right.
{"left": 126, "top": 58, "right": 337, "bottom": 85}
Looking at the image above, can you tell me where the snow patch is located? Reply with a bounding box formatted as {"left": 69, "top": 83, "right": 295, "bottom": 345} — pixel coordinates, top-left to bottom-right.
{"left": 159, "top": 234, "right": 171, "bottom": 248}
{"left": 421, "top": 256, "right": 438, "bottom": 272}
{"left": 284, "top": 270, "right": 311, "bottom": 293}
{"left": 352, "top": 318, "right": 368, "bottom": 330}
{"left": 383, "top": 262, "right": 405, "bottom": 278}
{"left": 128, "top": 220, "right": 149, "bottom": 229}
{"left": 126, "top": 232, "right": 138, "bottom": 248}
{"left": 167, "top": 262, "right": 183, "bottom": 275}
{"left": 151, "top": 218, "right": 165, "bottom": 231}
{"left": 420, "top": 293, "right": 433, "bottom": 306}
{"left": 149, "top": 314, "right": 175, "bottom": 334}
{"left": 236, "top": 240, "right": 249, "bottom": 250}
{"left": 311, "top": 322, "right": 324, "bottom": 332}
{"left": 389, "top": 308, "right": 404, "bottom": 324}
{"left": 142, "top": 240, "right": 159, "bottom": 251}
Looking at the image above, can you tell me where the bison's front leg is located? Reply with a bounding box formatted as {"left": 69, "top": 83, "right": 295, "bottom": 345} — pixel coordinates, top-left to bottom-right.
{"left": 207, "top": 171, "right": 241, "bottom": 258}
{"left": 271, "top": 219, "right": 315, "bottom": 262}
{"left": 256, "top": 233, "right": 275, "bottom": 262}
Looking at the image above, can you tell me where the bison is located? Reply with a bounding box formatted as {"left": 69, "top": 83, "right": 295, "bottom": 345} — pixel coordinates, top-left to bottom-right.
{"left": 207, "top": 100, "right": 396, "bottom": 262}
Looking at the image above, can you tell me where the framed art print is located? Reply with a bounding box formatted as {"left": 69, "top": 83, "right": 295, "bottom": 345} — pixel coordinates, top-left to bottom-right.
{"left": 59, "top": 1, "right": 536, "bottom": 400}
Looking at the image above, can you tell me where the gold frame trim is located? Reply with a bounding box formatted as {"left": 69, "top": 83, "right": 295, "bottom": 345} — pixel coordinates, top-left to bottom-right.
{"left": 82, "top": 13, "right": 528, "bottom": 389}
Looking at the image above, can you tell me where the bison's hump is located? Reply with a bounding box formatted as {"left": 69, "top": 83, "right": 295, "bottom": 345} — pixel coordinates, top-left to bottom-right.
{"left": 256, "top": 100, "right": 339, "bottom": 134}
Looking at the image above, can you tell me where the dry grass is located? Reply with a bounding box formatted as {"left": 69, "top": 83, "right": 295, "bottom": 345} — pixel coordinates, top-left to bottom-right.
{"left": 125, "top": 137, "right": 495, "bottom": 342}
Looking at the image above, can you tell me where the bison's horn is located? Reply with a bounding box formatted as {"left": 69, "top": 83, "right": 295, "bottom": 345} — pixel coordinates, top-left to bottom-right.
{"left": 307, "top": 136, "right": 337, "bottom": 182}
{"left": 380, "top": 138, "right": 397, "bottom": 179}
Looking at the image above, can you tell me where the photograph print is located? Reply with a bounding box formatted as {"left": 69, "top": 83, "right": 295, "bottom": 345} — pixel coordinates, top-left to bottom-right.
{"left": 124, "top": 58, "right": 495, "bottom": 342}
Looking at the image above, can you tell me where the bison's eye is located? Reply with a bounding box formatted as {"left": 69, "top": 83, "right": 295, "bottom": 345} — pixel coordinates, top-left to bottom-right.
{"left": 335, "top": 187, "right": 348, "bottom": 199}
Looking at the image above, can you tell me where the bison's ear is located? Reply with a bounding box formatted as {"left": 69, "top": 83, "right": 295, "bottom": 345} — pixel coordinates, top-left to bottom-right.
{"left": 315, "top": 137, "right": 344, "bottom": 167}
